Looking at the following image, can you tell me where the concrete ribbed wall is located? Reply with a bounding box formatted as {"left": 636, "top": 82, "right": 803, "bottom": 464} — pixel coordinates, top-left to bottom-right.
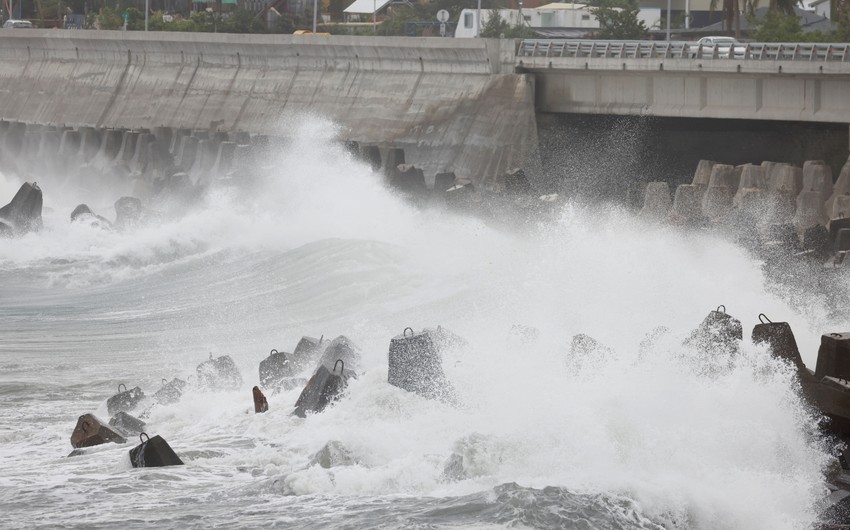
{"left": 0, "top": 31, "right": 537, "bottom": 183}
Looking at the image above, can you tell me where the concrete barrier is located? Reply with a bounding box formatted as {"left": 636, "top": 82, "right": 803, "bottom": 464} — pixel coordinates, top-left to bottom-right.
{"left": 0, "top": 31, "right": 536, "bottom": 184}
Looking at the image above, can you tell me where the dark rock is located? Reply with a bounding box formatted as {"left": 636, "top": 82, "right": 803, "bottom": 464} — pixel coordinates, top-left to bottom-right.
{"left": 70, "top": 413, "right": 126, "bottom": 448}
{"left": 196, "top": 353, "right": 243, "bottom": 391}
{"left": 293, "top": 360, "right": 354, "bottom": 418}
{"left": 70, "top": 204, "right": 113, "bottom": 229}
{"left": 259, "top": 349, "right": 294, "bottom": 389}
{"left": 815, "top": 333, "right": 850, "bottom": 381}
{"left": 388, "top": 327, "right": 456, "bottom": 402}
{"left": 114, "top": 196, "right": 143, "bottom": 230}
{"left": 106, "top": 384, "right": 146, "bottom": 416}
{"left": 253, "top": 386, "right": 269, "bottom": 413}
{"left": 153, "top": 378, "right": 188, "bottom": 405}
{"left": 316, "top": 336, "right": 361, "bottom": 373}
{"left": 129, "top": 433, "right": 184, "bottom": 468}
{"left": 308, "top": 440, "right": 355, "bottom": 468}
{"left": 108, "top": 411, "right": 146, "bottom": 436}
{"left": 684, "top": 305, "right": 743, "bottom": 355}
{"left": 0, "top": 182, "right": 43, "bottom": 234}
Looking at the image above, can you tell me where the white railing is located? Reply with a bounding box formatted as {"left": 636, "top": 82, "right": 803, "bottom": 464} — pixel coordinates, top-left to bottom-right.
{"left": 517, "top": 39, "right": 850, "bottom": 62}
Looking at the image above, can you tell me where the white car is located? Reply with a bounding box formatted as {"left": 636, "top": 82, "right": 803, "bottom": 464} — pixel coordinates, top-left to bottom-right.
{"left": 2, "top": 19, "right": 34, "bottom": 28}
{"left": 692, "top": 36, "right": 747, "bottom": 59}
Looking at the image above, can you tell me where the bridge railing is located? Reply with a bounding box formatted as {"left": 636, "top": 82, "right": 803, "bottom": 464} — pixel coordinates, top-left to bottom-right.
{"left": 517, "top": 39, "right": 850, "bottom": 62}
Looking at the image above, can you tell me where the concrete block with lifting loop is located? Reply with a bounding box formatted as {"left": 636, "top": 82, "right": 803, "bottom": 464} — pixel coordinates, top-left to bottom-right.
{"left": 107, "top": 383, "right": 146, "bottom": 416}
{"left": 684, "top": 305, "right": 743, "bottom": 355}
{"left": 70, "top": 413, "right": 126, "bottom": 449}
{"left": 253, "top": 386, "right": 269, "bottom": 413}
{"left": 108, "top": 411, "right": 146, "bottom": 437}
{"left": 388, "top": 327, "right": 457, "bottom": 402}
{"left": 751, "top": 314, "right": 805, "bottom": 372}
{"left": 259, "top": 349, "right": 294, "bottom": 389}
{"left": 196, "top": 352, "right": 243, "bottom": 391}
{"left": 815, "top": 333, "right": 850, "bottom": 381}
{"left": 290, "top": 335, "right": 324, "bottom": 373}
{"left": 153, "top": 378, "right": 188, "bottom": 405}
{"left": 292, "top": 360, "right": 353, "bottom": 418}
{"left": 129, "top": 432, "right": 184, "bottom": 468}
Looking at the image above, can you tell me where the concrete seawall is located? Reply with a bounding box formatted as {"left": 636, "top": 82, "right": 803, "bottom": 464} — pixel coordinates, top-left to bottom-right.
{"left": 0, "top": 31, "right": 537, "bottom": 183}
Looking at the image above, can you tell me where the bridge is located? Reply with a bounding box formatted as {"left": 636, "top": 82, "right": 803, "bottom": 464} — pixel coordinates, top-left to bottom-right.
{"left": 517, "top": 39, "right": 850, "bottom": 125}
{"left": 0, "top": 31, "right": 848, "bottom": 184}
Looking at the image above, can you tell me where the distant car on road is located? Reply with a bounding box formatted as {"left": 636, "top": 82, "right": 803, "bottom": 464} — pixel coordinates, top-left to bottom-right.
{"left": 692, "top": 36, "right": 747, "bottom": 59}
{"left": 3, "top": 19, "right": 34, "bottom": 28}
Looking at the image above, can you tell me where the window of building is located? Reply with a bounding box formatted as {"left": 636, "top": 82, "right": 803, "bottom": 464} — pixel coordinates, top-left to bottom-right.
{"left": 464, "top": 12, "right": 473, "bottom": 28}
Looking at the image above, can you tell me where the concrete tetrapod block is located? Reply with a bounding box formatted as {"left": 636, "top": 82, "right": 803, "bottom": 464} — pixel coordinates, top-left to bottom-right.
{"left": 387, "top": 327, "right": 456, "bottom": 402}
{"left": 116, "top": 131, "right": 140, "bottom": 164}
{"left": 196, "top": 353, "right": 243, "bottom": 391}
{"left": 832, "top": 195, "right": 850, "bottom": 220}
{"left": 751, "top": 315, "right": 805, "bottom": 371}
{"left": 114, "top": 196, "right": 143, "bottom": 230}
{"left": 292, "top": 360, "right": 353, "bottom": 418}
{"left": 793, "top": 190, "right": 829, "bottom": 230}
{"left": 70, "top": 413, "right": 126, "bottom": 448}
{"left": 684, "top": 305, "right": 743, "bottom": 355}
{"left": 764, "top": 189, "right": 796, "bottom": 225}
{"left": 383, "top": 148, "right": 405, "bottom": 179}
{"left": 391, "top": 164, "right": 427, "bottom": 194}
{"left": 815, "top": 333, "right": 850, "bottom": 381}
{"left": 359, "top": 145, "right": 382, "bottom": 172}
{"left": 802, "top": 160, "right": 834, "bottom": 202}
{"left": 701, "top": 185, "right": 733, "bottom": 221}
{"left": 827, "top": 159, "right": 850, "bottom": 217}
{"left": 153, "top": 127, "right": 173, "bottom": 150}
{"left": 108, "top": 411, "right": 146, "bottom": 436}
{"left": 127, "top": 133, "right": 155, "bottom": 175}
{"left": 836, "top": 228, "right": 850, "bottom": 252}
{"left": 691, "top": 159, "right": 717, "bottom": 187}
{"left": 58, "top": 130, "right": 82, "bottom": 165}
{"left": 106, "top": 383, "right": 146, "bottom": 416}
{"left": 176, "top": 136, "right": 199, "bottom": 172}
{"left": 209, "top": 141, "right": 236, "bottom": 181}
{"left": 259, "top": 348, "right": 294, "bottom": 389}
{"left": 768, "top": 164, "right": 803, "bottom": 196}
{"left": 34, "top": 131, "right": 61, "bottom": 174}
{"left": 733, "top": 164, "right": 766, "bottom": 208}
{"left": 708, "top": 164, "right": 739, "bottom": 190}
{"left": 669, "top": 184, "right": 704, "bottom": 225}
{"left": 78, "top": 127, "right": 101, "bottom": 163}
{"left": 639, "top": 181, "right": 671, "bottom": 221}
{"left": 91, "top": 129, "right": 124, "bottom": 172}
{"left": 232, "top": 131, "right": 251, "bottom": 146}
{"left": 129, "top": 433, "right": 184, "bottom": 468}
{"left": 1, "top": 122, "right": 25, "bottom": 158}
{"left": 153, "top": 378, "right": 188, "bottom": 405}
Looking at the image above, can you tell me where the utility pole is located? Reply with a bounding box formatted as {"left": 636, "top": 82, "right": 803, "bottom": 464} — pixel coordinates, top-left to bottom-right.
{"left": 665, "top": 0, "right": 671, "bottom": 41}
{"left": 476, "top": 0, "right": 481, "bottom": 37}
{"left": 312, "top": 0, "right": 318, "bottom": 33}
{"left": 145, "top": 0, "right": 149, "bottom": 30}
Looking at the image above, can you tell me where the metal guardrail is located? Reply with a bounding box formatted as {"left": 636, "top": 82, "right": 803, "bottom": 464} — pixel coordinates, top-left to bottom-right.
{"left": 517, "top": 39, "right": 850, "bottom": 62}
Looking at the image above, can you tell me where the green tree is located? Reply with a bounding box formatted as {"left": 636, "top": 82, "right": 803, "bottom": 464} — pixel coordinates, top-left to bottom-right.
{"left": 480, "top": 8, "right": 510, "bottom": 37}
{"left": 219, "top": 8, "right": 265, "bottom": 33}
{"left": 97, "top": 5, "right": 122, "bottom": 29}
{"left": 589, "top": 0, "right": 648, "bottom": 39}
{"left": 751, "top": 10, "right": 802, "bottom": 40}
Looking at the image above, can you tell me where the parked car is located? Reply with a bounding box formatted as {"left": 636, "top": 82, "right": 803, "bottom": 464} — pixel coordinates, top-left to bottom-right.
{"left": 691, "top": 36, "right": 747, "bottom": 59}
{"left": 3, "top": 19, "right": 34, "bottom": 28}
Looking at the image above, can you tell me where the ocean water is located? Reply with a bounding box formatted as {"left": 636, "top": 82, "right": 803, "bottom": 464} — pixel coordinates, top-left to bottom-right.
{"left": 1, "top": 118, "right": 849, "bottom": 529}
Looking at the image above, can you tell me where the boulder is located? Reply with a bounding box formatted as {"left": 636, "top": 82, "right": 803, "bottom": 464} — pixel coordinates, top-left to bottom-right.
{"left": 308, "top": 440, "right": 355, "bottom": 468}
{"left": 388, "top": 327, "right": 456, "bottom": 402}
{"left": 196, "top": 353, "right": 243, "bottom": 391}
{"left": 114, "top": 196, "right": 143, "bottom": 230}
{"left": 70, "top": 413, "right": 126, "bottom": 448}
{"left": 253, "top": 386, "right": 269, "bottom": 413}
{"left": 0, "top": 182, "right": 43, "bottom": 235}
{"left": 129, "top": 433, "right": 184, "bottom": 468}
{"left": 106, "top": 384, "right": 146, "bottom": 416}
{"left": 70, "top": 204, "right": 113, "bottom": 229}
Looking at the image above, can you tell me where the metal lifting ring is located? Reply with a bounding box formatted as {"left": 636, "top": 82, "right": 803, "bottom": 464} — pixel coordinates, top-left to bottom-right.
{"left": 270, "top": 349, "right": 279, "bottom": 355}
{"left": 403, "top": 327, "right": 414, "bottom": 338}
{"left": 139, "top": 432, "right": 150, "bottom": 443}
{"left": 333, "top": 359, "right": 345, "bottom": 373}
{"left": 81, "top": 420, "right": 90, "bottom": 432}
{"left": 758, "top": 314, "right": 772, "bottom": 324}
{"left": 716, "top": 305, "right": 726, "bottom": 313}
{"left": 162, "top": 378, "right": 168, "bottom": 386}
{"left": 832, "top": 333, "right": 843, "bottom": 337}
{"left": 209, "top": 352, "right": 214, "bottom": 360}
{"left": 118, "top": 383, "right": 127, "bottom": 393}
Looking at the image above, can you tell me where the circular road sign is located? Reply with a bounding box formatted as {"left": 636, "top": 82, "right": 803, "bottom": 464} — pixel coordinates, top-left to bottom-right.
{"left": 436, "top": 9, "right": 450, "bottom": 23}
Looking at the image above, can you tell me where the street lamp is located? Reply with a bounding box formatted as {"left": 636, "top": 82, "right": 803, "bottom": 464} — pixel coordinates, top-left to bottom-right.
{"left": 145, "top": 0, "right": 149, "bottom": 31}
